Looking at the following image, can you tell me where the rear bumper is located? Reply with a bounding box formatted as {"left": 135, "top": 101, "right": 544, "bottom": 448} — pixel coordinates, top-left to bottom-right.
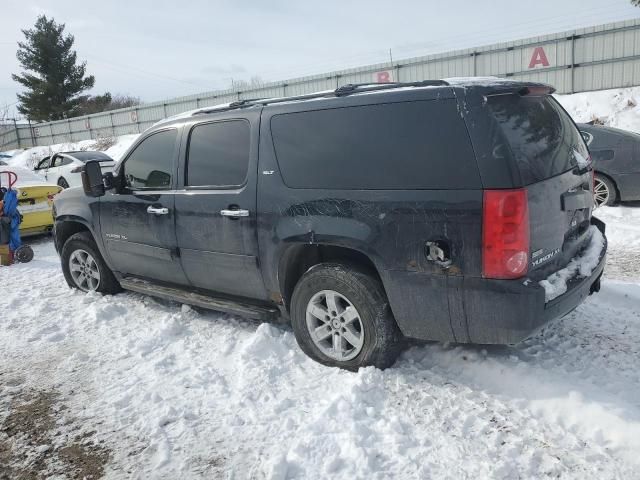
{"left": 462, "top": 218, "right": 607, "bottom": 344}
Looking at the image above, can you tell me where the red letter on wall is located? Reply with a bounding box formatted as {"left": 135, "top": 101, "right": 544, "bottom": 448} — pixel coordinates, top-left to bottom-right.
{"left": 528, "top": 47, "right": 550, "bottom": 69}
{"left": 376, "top": 71, "right": 391, "bottom": 83}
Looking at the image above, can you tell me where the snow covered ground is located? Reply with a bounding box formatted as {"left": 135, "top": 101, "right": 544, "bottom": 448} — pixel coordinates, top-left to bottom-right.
{"left": 0, "top": 205, "right": 638, "bottom": 479}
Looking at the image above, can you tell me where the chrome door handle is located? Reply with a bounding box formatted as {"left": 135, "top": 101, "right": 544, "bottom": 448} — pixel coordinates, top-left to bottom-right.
{"left": 220, "top": 209, "right": 249, "bottom": 217}
{"left": 147, "top": 206, "right": 169, "bottom": 215}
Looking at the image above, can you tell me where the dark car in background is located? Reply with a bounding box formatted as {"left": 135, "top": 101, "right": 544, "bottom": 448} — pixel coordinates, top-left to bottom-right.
{"left": 579, "top": 123, "right": 640, "bottom": 206}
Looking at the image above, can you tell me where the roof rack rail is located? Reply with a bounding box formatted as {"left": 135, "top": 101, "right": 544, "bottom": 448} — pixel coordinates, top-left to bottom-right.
{"left": 193, "top": 98, "right": 266, "bottom": 116}
{"left": 190, "top": 80, "right": 450, "bottom": 116}
{"left": 334, "top": 80, "right": 449, "bottom": 96}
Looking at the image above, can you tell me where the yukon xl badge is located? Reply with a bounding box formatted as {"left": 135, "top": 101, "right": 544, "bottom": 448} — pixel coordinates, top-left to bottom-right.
{"left": 531, "top": 248, "right": 560, "bottom": 267}
{"left": 105, "top": 233, "right": 128, "bottom": 240}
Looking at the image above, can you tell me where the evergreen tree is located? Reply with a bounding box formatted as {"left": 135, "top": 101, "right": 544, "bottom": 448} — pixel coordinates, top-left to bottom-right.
{"left": 11, "top": 15, "right": 95, "bottom": 121}
{"left": 633, "top": 0, "right": 640, "bottom": 6}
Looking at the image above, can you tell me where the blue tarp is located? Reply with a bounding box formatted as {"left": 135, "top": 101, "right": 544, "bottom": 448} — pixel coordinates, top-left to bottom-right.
{"left": 2, "top": 189, "right": 22, "bottom": 251}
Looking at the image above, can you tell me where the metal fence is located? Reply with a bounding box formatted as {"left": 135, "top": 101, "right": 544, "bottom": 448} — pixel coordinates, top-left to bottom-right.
{"left": 3, "top": 18, "right": 640, "bottom": 151}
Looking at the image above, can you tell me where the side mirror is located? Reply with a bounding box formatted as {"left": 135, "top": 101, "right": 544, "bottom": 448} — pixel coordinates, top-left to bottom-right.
{"left": 81, "top": 160, "right": 105, "bottom": 197}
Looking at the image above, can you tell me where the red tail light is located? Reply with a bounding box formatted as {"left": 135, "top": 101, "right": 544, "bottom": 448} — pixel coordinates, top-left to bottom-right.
{"left": 482, "top": 189, "right": 530, "bottom": 279}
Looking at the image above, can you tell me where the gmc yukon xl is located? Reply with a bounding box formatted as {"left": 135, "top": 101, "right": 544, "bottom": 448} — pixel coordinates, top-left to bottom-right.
{"left": 52, "top": 79, "right": 607, "bottom": 370}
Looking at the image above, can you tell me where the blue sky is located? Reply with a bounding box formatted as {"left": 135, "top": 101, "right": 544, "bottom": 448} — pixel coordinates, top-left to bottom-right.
{"left": 1, "top": 0, "right": 640, "bottom": 117}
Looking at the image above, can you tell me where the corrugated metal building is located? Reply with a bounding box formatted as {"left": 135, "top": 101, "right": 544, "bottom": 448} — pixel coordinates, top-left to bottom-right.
{"left": 3, "top": 18, "right": 640, "bottom": 150}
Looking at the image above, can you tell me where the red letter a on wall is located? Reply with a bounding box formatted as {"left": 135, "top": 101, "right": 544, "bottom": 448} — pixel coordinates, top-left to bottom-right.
{"left": 528, "top": 47, "right": 550, "bottom": 69}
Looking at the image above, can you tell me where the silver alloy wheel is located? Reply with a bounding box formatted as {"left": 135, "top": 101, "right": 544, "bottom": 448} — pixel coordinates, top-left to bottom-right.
{"left": 69, "top": 249, "right": 101, "bottom": 292}
{"left": 593, "top": 177, "right": 610, "bottom": 207}
{"left": 306, "top": 289, "right": 364, "bottom": 361}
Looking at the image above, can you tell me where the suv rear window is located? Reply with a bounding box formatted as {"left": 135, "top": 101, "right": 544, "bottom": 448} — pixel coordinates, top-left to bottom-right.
{"left": 271, "top": 99, "right": 480, "bottom": 190}
{"left": 487, "top": 94, "right": 589, "bottom": 185}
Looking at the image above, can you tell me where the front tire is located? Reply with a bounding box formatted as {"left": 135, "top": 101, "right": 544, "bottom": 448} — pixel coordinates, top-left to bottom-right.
{"left": 61, "top": 232, "right": 121, "bottom": 294}
{"left": 290, "top": 263, "right": 402, "bottom": 370}
{"left": 594, "top": 173, "right": 617, "bottom": 207}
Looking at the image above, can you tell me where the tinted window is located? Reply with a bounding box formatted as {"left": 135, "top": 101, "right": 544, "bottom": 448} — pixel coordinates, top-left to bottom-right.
{"left": 186, "top": 121, "right": 250, "bottom": 187}
{"left": 271, "top": 100, "right": 479, "bottom": 189}
{"left": 123, "top": 130, "right": 176, "bottom": 189}
{"left": 61, "top": 157, "right": 74, "bottom": 166}
{"left": 487, "top": 95, "right": 589, "bottom": 184}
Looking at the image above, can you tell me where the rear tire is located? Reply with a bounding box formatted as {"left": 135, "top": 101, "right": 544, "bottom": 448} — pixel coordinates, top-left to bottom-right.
{"left": 57, "top": 177, "right": 69, "bottom": 189}
{"left": 290, "top": 263, "right": 403, "bottom": 370}
{"left": 594, "top": 173, "right": 617, "bottom": 207}
{"left": 61, "top": 232, "right": 121, "bottom": 294}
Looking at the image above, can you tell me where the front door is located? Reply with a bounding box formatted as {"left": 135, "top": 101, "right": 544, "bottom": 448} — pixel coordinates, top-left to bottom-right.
{"left": 174, "top": 114, "right": 268, "bottom": 300}
{"left": 100, "top": 128, "right": 189, "bottom": 285}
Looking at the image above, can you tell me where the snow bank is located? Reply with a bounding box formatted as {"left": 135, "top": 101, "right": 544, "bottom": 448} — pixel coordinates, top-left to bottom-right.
{"left": 7, "top": 134, "right": 139, "bottom": 171}
{"left": 555, "top": 86, "right": 640, "bottom": 133}
{"left": 539, "top": 226, "right": 606, "bottom": 302}
{"left": 103, "top": 134, "right": 139, "bottom": 161}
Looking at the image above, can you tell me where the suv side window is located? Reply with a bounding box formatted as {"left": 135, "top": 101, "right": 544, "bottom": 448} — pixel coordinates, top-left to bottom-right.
{"left": 122, "top": 130, "right": 177, "bottom": 190}
{"left": 270, "top": 99, "right": 480, "bottom": 189}
{"left": 186, "top": 120, "right": 250, "bottom": 187}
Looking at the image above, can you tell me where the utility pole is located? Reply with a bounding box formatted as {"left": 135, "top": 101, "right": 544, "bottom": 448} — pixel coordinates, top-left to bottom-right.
{"left": 13, "top": 118, "right": 21, "bottom": 149}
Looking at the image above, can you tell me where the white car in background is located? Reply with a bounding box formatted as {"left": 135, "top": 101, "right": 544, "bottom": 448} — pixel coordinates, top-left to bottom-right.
{"left": 34, "top": 151, "right": 115, "bottom": 188}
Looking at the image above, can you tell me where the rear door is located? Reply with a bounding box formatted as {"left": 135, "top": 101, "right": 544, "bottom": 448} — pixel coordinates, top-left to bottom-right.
{"left": 485, "top": 93, "right": 594, "bottom": 279}
{"left": 100, "top": 128, "right": 189, "bottom": 285}
{"left": 174, "top": 111, "right": 268, "bottom": 300}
